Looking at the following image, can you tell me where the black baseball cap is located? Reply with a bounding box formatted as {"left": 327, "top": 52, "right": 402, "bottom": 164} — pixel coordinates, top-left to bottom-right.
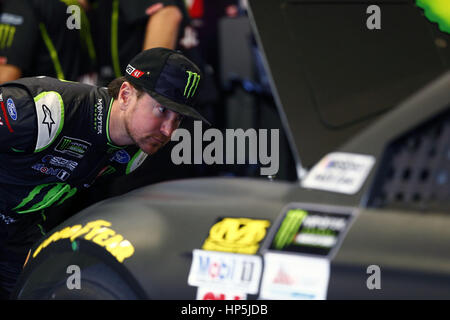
{"left": 124, "top": 47, "right": 210, "bottom": 125}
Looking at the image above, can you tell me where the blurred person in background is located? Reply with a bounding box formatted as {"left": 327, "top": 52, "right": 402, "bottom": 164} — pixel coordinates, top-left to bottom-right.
{"left": 0, "top": 0, "right": 95, "bottom": 83}
{"left": 86, "top": 0, "right": 193, "bottom": 86}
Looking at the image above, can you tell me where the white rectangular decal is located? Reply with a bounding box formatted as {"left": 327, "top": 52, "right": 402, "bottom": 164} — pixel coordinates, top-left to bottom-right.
{"left": 188, "top": 249, "right": 262, "bottom": 294}
{"left": 301, "top": 152, "right": 376, "bottom": 194}
{"left": 259, "top": 252, "right": 330, "bottom": 300}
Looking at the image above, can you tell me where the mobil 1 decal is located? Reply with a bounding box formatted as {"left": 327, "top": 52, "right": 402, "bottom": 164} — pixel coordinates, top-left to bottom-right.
{"left": 268, "top": 204, "right": 354, "bottom": 258}
{"left": 188, "top": 249, "right": 262, "bottom": 294}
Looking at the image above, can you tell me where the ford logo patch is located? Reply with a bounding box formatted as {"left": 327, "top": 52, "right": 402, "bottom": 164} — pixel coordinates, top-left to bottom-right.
{"left": 6, "top": 98, "right": 17, "bottom": 121}
{"left": 112, "top": 149, "right": 131, "bottom": 164}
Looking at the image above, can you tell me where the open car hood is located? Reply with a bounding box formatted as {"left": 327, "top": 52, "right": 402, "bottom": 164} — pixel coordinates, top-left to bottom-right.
{"left": 247, "top": 0, "right": 450, "bottom": 171}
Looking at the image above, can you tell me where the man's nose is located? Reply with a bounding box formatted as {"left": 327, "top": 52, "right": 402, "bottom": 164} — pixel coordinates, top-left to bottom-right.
{"left": 161, "top": 118, "right": 178, "bottom": 137}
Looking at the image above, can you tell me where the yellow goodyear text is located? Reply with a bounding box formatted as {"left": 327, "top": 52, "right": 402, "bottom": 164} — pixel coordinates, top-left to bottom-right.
{"left": 32, "top": 220, "right": 135, "bottom": 263}
{"left": 202, "top": 217, "right": 271, "bottom": 254}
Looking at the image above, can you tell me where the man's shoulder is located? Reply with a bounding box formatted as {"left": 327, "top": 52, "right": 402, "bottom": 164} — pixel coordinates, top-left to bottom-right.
{"left": 2, "top": 76, "right": 99, "bottom": 97}
{"left": 8, "top": 76, "right": 90, "bottom": 87}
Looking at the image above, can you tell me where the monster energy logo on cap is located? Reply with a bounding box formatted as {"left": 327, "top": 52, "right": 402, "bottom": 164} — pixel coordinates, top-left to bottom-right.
{"left": 123, "top": 48, "right": 210, "bottom": 124}
{"left": 55, "top": 136, "right": 91, "bottom": 159}
{"left": 0, "top": 24, "right": 16, "bottom": 49}
{"left": 184, "top": 71, "right": 200, "bottom": 99}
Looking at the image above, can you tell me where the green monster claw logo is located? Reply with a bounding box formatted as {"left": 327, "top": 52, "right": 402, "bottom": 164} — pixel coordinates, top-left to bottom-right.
{"left": 14, "top": 183, "right": 77, "bottom": 214}
{"left": 0, "top": 25, "right": 16, "bottom": 49}
{"left": 416, "top": 0, "right": 450, "bottom": 34}
{"left": 272, "top": 209, "right": 308, "bottom": 250}
{"left": 184, "top": 71, "right": 200, "bottom": 99}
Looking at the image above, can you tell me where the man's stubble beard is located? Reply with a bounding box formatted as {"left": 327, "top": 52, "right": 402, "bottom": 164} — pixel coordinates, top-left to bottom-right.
{"left": 124, "top": 119, "right": 165, "bottom": 155}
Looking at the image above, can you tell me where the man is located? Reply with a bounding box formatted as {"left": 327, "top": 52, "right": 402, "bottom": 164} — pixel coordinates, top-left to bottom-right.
{"left": 86, "top": 1, "right": 216, "bottom": 194}
{"left": 0, "top": 47, "right": 206, "bottom": 299}
{"left": 0, "top": 0, "right": 95, "bottom": 83}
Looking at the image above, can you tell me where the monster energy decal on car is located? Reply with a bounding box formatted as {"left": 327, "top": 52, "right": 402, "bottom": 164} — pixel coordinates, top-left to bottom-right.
{"left": 268, "top": 205, "right": 354, "bottom": 258}
{"left": 184, "top": 71, "right": 200, "bottom": 98}
{"left": 272, "top": 209, "right": 308, "bottom": 251}
{"left": 13, "top": 183, "right": 77, "bottom": 214}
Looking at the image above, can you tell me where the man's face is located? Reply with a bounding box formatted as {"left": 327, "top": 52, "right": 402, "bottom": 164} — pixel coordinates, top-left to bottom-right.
{"left": 124, "top": 92, "right": 183, "bottom": 155}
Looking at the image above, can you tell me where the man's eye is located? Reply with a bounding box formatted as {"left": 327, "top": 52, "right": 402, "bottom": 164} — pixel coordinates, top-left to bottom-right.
{"left": 158, "top": 106, "right": 166, "bottom": 113}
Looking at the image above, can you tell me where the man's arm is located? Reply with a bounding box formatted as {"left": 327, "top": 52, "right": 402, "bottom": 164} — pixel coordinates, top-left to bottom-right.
{"left": 0, "top": 64, "right": 22, "bottom": 83}
{"left": 0, "top": 84, "right": 37, "bottom": 153}
{"left": 142, "top": 5, "right": 183, "bottom": 50}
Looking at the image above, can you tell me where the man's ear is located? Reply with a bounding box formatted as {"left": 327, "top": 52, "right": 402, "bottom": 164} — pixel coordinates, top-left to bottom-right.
{"left": 118, "top": 82, "right": 134, "bottom": 110}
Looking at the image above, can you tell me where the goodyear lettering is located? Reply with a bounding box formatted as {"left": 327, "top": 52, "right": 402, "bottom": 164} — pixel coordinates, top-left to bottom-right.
{"left": 202, "top": 218, "right": 270, "bottom": 254}
{"left": 32, "top": 219, "right": 135, "bottom": 263}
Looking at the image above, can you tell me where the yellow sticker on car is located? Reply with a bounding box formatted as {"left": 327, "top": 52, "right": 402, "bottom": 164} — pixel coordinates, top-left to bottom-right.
{"left": 202, "top": 217, "right": 270, "bottom": 254}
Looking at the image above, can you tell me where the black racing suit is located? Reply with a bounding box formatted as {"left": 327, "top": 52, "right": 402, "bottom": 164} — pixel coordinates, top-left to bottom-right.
{"left": 0, "top": 76, "right": 148, "bottom": 298}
